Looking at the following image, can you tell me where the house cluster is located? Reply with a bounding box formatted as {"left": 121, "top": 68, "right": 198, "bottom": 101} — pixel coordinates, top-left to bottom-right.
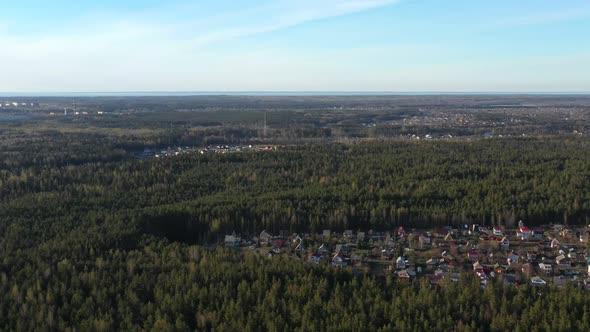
{"left": 0, "top": 101, "right": 38, "bottom": 108}
{"left": 149, "top": 145, "right": 278, "bottom": 159}
{"left": 224, "top": 222, "right": 590, "bottom": 289}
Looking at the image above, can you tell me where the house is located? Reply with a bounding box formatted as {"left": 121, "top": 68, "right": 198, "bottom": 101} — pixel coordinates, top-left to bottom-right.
{"left": 259, "top": 230, "right": 272, "bottom": 245}
{"left": 556, "top": 254, "right": 570, "bottom": 267}
{"left": 292, "top": 234, "right": 303, "bottom": 244}
{"left": 428, "top": 274, "right": 444, "bottom": 285}
{"left": 332, "top": 254, "right": 348, "bottom": 267}
{"left": 381, "top": 249, "right": 394, "bottom": 260}
{"left": 517, "top": 226, "right": 532, "bottom": 240}
{"left": 467, "top": 250, "right": 479, "bottom": 261}
{"left": 418, "top": 234, "right": 431, "bottom": 246}
{"left": 500, "top": 274, "right": 518, "bottom": 286}
{"left": 344, "top": 230, "right": 353, "bottom": 238}
{"left": 322, "top": 230, "right": 331, "bottom": 239}
{"left": 397, "top": 269, "right": 416, "bottom": 280}
{"left": 357, "top": 232, "right": 366, "bottom": 241}
{"left": 307, "top": 252, "right": 322, "bottom": 264}
{"left": 444, "top": 233, "right": 454, "bottom": 241}
{"left": 397, "top": 270, "right": 411, "bottom": 280}
{"left": 473, "top": 261, "right": 484, "bottom": 273}
{"left": 567, "top": 249, "right": 577, "bottom": 259}
{"left": 530, "top": 276, "right": 547, "bottom": 286}
{"left": 441, "top": 251, "right": 455, "bottom": 261}
{"left": 351, "top": 253, "right": 363, "bottom": 266}
{"left": 426, "top": 257, "right": 440, "bottom": 267}
{"left": 579, "top": 231, "right": 589, "bottom": 243}
{"left": 533, "top": 227, "right": 545, "bottom": 239}
{"left": 538, "top": 263, "right": 553, "bottom": 273}
{"left": 553, "top": 276, "right": 568, "bottom": 288}
{"left": 295, "top": 241, "right": 306, "bottom": 252}
{"left": 560, "top": 229, "right": 574, "bottom": 239}
{"left": 437, "top": 262, "right": 452, "bottom": 273}
{"left": 493, "top": 263, "right": 507, "bottom": 275}
{"left": 397, "top": 226, "right": 406, "bottom": 238}
{"left": 396, "top": 256, "right": 406, "bottom": 269}
{"left": 224, "top": 234, "right": 241, "bottom": 247}
{"left": 432, "top": 227, "right": 450, "bottom": 237}
{"left": 550, "top": 238, "right": 560, "bottom": 249}
{"left": 385, "top": 233, "right": 395, "bottom": 245}
{"left": 492, "top": 226, "right": 504, "bottom": 236}
{"left": 507, "top": 252, "right": 519, "bottom": 265}
{"left": 318, "top": 244, "right": 330, "bottom": 255}
{"left": 526, "top": 252, "right": 537, "bottom": 261}
{"left": 499, "top": 237, "right": 510, "bottom": 252}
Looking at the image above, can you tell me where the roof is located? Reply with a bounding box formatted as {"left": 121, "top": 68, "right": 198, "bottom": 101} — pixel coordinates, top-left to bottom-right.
{"left": 224, "top": 235, "right": 238, "bottom": 242}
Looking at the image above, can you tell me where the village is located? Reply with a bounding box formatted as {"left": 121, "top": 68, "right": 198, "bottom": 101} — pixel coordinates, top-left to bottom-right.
{"left": 135, "top": 144, "right": 279, "bottom": 159}
{"left": 224, "top": 222, "right": 590, "bottom": 289}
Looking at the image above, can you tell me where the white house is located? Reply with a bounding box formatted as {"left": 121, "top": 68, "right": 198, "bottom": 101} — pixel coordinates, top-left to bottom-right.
{"left": 224, "top": 234, "right": 241, "bottom": 247}
{"left": 530, "top": 276, "right": 547, "bottom": 286}
{"left": 418, "top": 234, "right": 431, "bottom": 246}
{"left": 492, "top": 226, "right": 504, "bottom": 236}
{"left": 556, "top": 254, "right": 570, "bottom": 267}
{"left": 259, "top": 230, "right": 272, "bottom": 245}
{"left": 538, "top": 263, "right": 552, "bottom": 273}
{"left": 396, "top": 256, "right": 406, "bottom": 269}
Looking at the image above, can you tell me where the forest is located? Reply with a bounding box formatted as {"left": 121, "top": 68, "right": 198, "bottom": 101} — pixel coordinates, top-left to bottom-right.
{"left": 1, "top": 96, "right": 590, "bottom": 330}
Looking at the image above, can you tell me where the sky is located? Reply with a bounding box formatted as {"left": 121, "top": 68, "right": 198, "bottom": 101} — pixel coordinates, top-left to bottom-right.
{"left": 0, "top": 0, "right": 589, "bottom": 93}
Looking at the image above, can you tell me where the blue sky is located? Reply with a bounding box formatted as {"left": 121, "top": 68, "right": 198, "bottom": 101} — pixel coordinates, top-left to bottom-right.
{"left": 1, "top": 0, "right": 589, "bottom": 92}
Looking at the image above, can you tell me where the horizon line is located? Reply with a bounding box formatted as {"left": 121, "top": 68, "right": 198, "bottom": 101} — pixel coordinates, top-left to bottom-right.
{"left": 1, "top": 91, "right": 590, "bottom": 97}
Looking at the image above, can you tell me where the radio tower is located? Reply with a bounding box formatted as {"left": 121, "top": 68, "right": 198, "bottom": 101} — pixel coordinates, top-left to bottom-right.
{"left": 263, "top": 112, "right": 267, "bottom": 138}
{"left": 73, "top": 98, "right": 77, "bottom": 114}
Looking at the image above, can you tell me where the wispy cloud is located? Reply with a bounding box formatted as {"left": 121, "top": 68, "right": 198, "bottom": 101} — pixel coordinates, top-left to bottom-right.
{"left": 0, "top": 0, "right": 401, "bottom": 92}
{"left": 497, "top": 5, "right": 590, "bottom": 27}
{"left": 189, "top": 0, "right": 401, "bottom": 46}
